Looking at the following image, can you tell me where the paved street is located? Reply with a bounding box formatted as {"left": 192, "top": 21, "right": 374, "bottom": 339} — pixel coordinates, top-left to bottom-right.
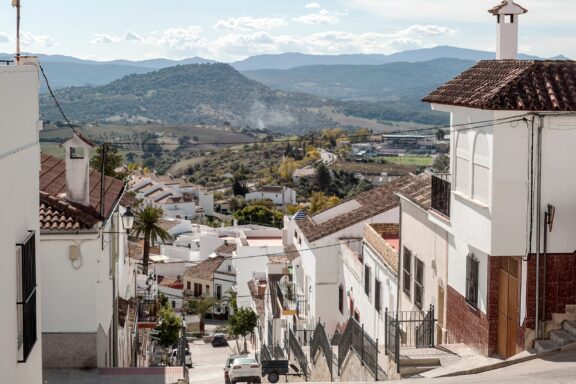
{"left": 188, "top": 340, "right": 235, "bottom": 384}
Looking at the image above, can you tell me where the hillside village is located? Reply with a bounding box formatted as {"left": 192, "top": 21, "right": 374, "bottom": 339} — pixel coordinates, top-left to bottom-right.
{"left": 3, "top": 1, "right": 576, "bottom": 384}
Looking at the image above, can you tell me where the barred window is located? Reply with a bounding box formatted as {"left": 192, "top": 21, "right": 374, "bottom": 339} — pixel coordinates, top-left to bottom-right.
{"left": 375, "top": 279, "right": 382, "bottom": 313}
{"left": 364, "top": 265, "right": 371, "bottom": 297}
{"left": 414, "top": 258, "right": 424, "bottom": 310}
{"left": 338, "top": 285, "right": 344, "bottom": 314}
{"left": 403, "top": 247, "right": 412, "bottom": 297}
{"left": 466, "top": 254, "right": 479, "bottom": 308}
{"left": 17, "top": 231, "right": 37, "bottom": 363}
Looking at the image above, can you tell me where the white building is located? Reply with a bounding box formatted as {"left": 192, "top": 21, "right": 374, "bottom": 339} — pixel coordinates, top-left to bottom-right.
{"left": 0, "top": 58, "right": 43, "bottom": 384}
{"left": 421, "top": 0, "right": 576, "bottom": 357}
{"left": 292, "top": 167, "right": 317, "bottom": 184}
{"left": 284, "top": 176, "right": 416, "bottom": 333}
{"left": 39, "top": 135, "right": 132, "bottom": 368}
{"left": 245, "top": 186, "right": 297, "bottom": 209}
{"left": 130, "top": 174, "right": 214, "bottom": 219}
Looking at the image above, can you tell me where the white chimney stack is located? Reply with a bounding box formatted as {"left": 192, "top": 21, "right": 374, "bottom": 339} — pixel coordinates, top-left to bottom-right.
{"left": 62, "top": 132, "right": 95, "bottom": 206}
{"left": 489, "top": 0, "right": 528, "bottom": 60}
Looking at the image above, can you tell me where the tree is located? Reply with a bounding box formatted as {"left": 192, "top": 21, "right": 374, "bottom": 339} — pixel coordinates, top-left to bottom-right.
{"left": 187, "top": 297, "right": 217, "bottom": 334}
{"left": 157, "top": 301, "right": 182, "bottom": 347}
{"left": 309, "top": 192, "right": 340, "bottom": 214}
{"left": 232, "top": 176, "right": 249, "bottom": 197}
{"left": 315, "top": 163, "right": 332, "bottom": 191}
{"left": 131, "top": 205, "right": 174, "bottom": 275}
{"left": 90, "top": 144, "right": 125, "bottom": 179}
{"left": 432, "top": 154, "right": 450, "bottom": 172}
{"left": 278, "top": 157, "right": 298, "bottom": 181}
{"left": 228, "top": 307, "right": 258, "bottom": 353}
{"left": 233, "top": 204, "right": 283, "bottom": 227}
{"left": 436, "top": 128, "right": 446, "bottom": 141}
{"left": 221, "top": 289, "right": 238, "bottom": 313}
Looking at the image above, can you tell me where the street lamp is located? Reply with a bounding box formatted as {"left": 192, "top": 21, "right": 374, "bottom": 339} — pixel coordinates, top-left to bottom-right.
{"left": 122, "top": 206, "right": 135, "bottom": 233}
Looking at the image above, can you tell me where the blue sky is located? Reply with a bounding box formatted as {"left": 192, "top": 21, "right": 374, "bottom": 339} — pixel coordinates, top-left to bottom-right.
{"left": 0, "top": 0, "right": 573, "bottom": 61}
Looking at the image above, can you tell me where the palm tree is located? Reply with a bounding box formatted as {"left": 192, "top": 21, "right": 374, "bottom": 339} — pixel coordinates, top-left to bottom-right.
{"left": 187, "top": 297, "right": 217, "bottom": 334}
{"left": 131, "top": 205, "right": 173, "bottom": 275}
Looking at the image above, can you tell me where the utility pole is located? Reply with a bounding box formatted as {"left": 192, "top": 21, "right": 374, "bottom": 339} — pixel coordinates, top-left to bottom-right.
{"left": 12, "top": 0, "right": 21, "bottom": 57}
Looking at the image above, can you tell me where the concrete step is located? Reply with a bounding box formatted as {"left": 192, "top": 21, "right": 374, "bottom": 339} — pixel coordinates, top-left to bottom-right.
{"left": 566, "top": 305, "right": 576, "bottom": 315}
{"left": 552, "top": 312, "right": 576, "bottom": 324}
{"left": 534, "top": 339, "right": 560, "bottom": 353}
{"left": 563, "top": 320, "right": 576, "bottom": 337}
{"left": 400, "top": 365, "right": 438, "bottom": 378}
{"left": 544, "top": 321, "right": 563, "bottom": 338}
{"left": 549, "top": 329, "right": 576, "bottom": 346}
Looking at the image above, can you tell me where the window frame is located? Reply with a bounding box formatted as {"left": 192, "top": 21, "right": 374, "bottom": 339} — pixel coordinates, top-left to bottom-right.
{"left": 338, "top": 284, "right": 344, "bottom": 314}
{"left": 414, "top": 257, "right": 424, "bottom": 310}
{"left": 375, "top": 278, "right": 382, "bottom": 313}
{"left": 402, "top": 247, "right": 412, "bottom": 297}
{"left": 364, "top": 264, "right": 371, "bottom": 297}
{"left": 216, "top": 284, "right": 223, "bottom": 300}
{"left": 16, "top": 231, "right": 37, "bottom": 363}
{"left": 466, "top": 254, "right": 479, "bottom": 308}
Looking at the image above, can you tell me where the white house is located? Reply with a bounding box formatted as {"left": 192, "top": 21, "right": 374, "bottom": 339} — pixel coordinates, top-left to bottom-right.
{"left": 292, "top": 167, "right": 317, "bottom": 184}
{"left": 0, "top": 58, "right": 43, "bottom": 384}
{"left": 284, "top": 176, "right": 416, "bottom": 334}
{"left": 39, "top": 135, "right": 132, "bottom": 368}
{"left": 245, "top": 186, "right": 297, "bottom": 209}
{"left": 422, "top": 0, "right": 576, "bottom": 357}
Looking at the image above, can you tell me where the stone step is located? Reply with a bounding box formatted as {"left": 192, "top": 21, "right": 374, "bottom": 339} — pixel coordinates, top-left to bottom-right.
{"left": 549, "top": 329, "right": 576, "bottom": 346}
{"left": 552, "top": 312, "right": 576, "bottom": 324}
{"left": 544, "top": 321, "right": 563, "bottom": 338}
{"left": 563, "top": 320, "right": 576, "bottom": 337}
{"left": 566, "top": 304, "right": 576, "bottom": 315}
{"left": 534, "top": 339, "right": 559, "bottom": 353}
{"left": 399, "top": 357, "right": 441, "bottom": 367}
{"left": 400, "top": 365, "right": 438, "bottom": 378}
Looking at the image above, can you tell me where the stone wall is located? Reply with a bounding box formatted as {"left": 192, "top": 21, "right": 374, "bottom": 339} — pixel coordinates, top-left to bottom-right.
{"left": 339, "top": 349, "right": 375, "bottom": 382}
{"left": 311, "top": 347, "right": 333, "bottom": 382}
{"left": 43, "top": 332, "right": 97, "bottom": 368}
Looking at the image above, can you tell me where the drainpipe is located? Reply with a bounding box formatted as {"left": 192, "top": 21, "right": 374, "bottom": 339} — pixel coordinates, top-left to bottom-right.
{"left": 396, "top": 203, "right": 402, "bottom": 314}
{"left": 535, "top": 115, "right": 544, "bottom": 339}
{"left": 543, "top": 207, "right": 549, "bottom": 328}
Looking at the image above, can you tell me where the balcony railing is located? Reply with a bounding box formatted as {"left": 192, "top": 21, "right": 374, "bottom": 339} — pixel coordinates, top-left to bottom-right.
{"left": 276, "top": 282, "right": 306, "bottom": 317}
{"left": 431, "top": 174, "right": 451, "bottom": 218}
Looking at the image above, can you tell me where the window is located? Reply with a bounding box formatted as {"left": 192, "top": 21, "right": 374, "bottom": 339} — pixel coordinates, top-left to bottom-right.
{"left": 70, "top": 147, "right": 85, "bottom": 159}
{"left": 473, "top": 133, "right": 490, "bottom": 203}
{"left": 194, "top": 283, "right": 202, "bottom": 297}
{"left": 216, "top": 284, "right": 222, "bottom": 300}
{"left": 206, "top": 285, "right": 210, "bottom": 295}
{"left": 466, "top": 254, "right": 479, "bottom": 308}
{"left": 414, "top": 258, "right": 424, "bottom": 309}
{"left": 338, "top": 285, "right": 344, "bottom": 314}
{"left": 228, "top": 265, "right": 232, "bottom": 272}
{"left": 364, "top": 265, "right": 371, "bottom": 297}
{"left": 455, "top": 131, "right": 471, "bottom": 195}
{"left": 171, "top": 301, "right": 176, "bottom": 308}
{"left": 375, "top": 279, "right": 382, "bottom": 313}
{"left": 187, "top": 281, "right": 191, "bottom": 290}
{"left": 403, "top": 247, "right": 412, "bottom": 296}
{"left": 17, "top": 231, "right": 37, "bottom": 363}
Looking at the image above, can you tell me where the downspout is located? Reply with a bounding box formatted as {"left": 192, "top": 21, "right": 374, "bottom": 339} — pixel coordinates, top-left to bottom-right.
{"left": 543, "top": 207, "right": 549, "bottom": 328}
{"left": 396, "top": 202, "right": 402, "bottom": 314}
{"left": 535, "top": 115, "right": 544, "bottom": 339}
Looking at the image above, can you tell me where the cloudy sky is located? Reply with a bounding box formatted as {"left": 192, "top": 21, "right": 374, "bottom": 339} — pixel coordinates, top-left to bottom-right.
{"left": 0, "top": 0, "right": 573, "bottom": 61}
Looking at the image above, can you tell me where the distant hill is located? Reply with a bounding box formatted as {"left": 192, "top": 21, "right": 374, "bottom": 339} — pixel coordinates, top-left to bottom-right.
{"left": 39, "top": 63, "right": 449, "bottom": 133}
{"left": 243, "top": 58, "right": 475, "bottom": 102}
{"left": 231, "top": 46, "right": 544, "bottom": 71}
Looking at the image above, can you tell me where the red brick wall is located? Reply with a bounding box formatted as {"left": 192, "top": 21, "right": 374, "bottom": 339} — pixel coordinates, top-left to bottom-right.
{"left": 525, "top": 253, "right": 576, "bottom": 329}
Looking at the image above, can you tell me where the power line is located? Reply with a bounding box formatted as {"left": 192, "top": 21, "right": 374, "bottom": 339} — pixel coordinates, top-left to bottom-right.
{"left": 39, "top": 64, "right": 79, "bottom": 134}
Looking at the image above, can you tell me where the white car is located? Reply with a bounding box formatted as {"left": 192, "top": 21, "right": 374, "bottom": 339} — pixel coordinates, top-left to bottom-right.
{"left": 170, "top": 348, "right": 192, "bottom": 367}
{"left": 229, "top": 356, "right": 261, "bottom": 384}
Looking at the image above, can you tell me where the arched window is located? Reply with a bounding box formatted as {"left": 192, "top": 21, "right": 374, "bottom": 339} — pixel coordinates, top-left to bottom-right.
{"left": 472, "top": 133, "right": 490, "bottom": 203}
{"left": 455, "top": 131, "right": 471, "bottom": 195}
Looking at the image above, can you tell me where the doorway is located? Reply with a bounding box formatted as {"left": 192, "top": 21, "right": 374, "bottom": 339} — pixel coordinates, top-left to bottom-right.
{"left": 498, "top": 257, "right": 519, "bottom": 358}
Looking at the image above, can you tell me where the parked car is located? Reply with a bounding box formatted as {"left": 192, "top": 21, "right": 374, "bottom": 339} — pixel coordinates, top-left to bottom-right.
{"left": 211, "top": 333, "right": 228, "bottom": 347}
{"left": 169, "top": 348, "right": 192, "bottom": 367}
{"left": 224, "top": 354, "right": 243, "bottom": 384}
{"left": 229, "top": 356, "right": 261, "bottom": 384}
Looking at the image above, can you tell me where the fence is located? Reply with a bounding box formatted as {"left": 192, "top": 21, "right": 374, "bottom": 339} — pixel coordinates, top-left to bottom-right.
{"left": 289, "top": 328, "right": 309, "bottom": 381}
{"left": 310, "top": 321, "right": 333, "bottom": 381}
{"left": 261, "top": 344, "right": 272, "bottom": 361}
{"left": 385, "top": 305, "right": 435, "bottom": 373}
{"left": 338, "top": 317, "right": 381, "bottom": 381}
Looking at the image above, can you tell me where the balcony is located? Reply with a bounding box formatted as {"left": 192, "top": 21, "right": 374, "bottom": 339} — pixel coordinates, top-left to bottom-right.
{"left": 275, "top": 281, "right": 307, "bottom": 318}
{"left": 431, "top": 174, "right": 451, "bottom": 218}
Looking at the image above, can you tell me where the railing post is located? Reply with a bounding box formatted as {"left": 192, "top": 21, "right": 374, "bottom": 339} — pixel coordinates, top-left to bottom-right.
{"left": 384, "top": 307, "right": 388, "bottom": 353}
{"left": 375, "top": 337, "right": 379, "bottom": 381}
{"left": 431, "top": 304, "right": 435, "bottom": 347}
{"left": 361, "top": 323, "right": 365, "bottom": 366}
{"left": 395, "top": 312, "right": 400, "bottom": 374}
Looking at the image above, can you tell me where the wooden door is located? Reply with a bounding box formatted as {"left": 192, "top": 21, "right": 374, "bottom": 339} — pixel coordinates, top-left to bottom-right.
{"left": 498, "top": 257, "right": 519, "bottom": 358}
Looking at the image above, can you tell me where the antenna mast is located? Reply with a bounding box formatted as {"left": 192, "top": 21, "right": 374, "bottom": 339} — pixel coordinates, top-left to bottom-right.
{"left": 12, "top": 0, "right": 21, "bottom": 57}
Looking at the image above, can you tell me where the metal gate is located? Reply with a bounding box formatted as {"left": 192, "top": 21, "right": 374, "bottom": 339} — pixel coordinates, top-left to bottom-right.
{"left": 416, "top": 306, "right": 435, "bottom": 348}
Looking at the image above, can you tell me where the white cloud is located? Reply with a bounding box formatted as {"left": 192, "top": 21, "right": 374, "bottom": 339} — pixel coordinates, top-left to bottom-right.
{"left": 214, "top": 17, "right": 287, "bottom": 31}
{"left": 305, "top": 2, "right": 321, "bottom": 9}
{"left": 392, "top": 25, "right": 457, "bottom": 39}
{"left": 91, "top": 34, "right": 116, "bottom": 44}
{"left": 21, "top": 32, "right": 56, "bottom": 47}
{"left": 294, "top": 9, "right": 341, "bottom": 25}
{"left": 0, "top": 32, "right": 10, "bottom": 43}
{"left": 123, "top": 31, "right": 143, "bottom": 42}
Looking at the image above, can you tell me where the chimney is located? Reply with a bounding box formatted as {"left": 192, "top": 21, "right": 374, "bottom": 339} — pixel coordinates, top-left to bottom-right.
{"left": 489, "top": 0, "right": 528, "bottom": 59}
{"left": 62, "top": 132, "right": 95, "bottom": 206}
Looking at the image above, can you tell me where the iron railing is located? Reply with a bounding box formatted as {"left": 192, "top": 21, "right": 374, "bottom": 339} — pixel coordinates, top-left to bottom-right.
{"left": 289, "top": 328, "right": 309, "bottom": 380}
{"left": 338, "top": 317, "right": 381, "bottom": 380}
{"left": 310, "top": 322, "right": 333, "bottom": 381}
{"left": 267, "top": 319, "right": 273, "bottom": 347}
{"left": 261, "top": 344, "right": 273, "bottom": 361}
{"left": 431, "top": 174, "right": 451, "bottom": 217}
{"left": 17, "top": 231, "right": 37, "bottom": 363}
{"left": 276, "top": 282, "right": 307, "bottom": 317}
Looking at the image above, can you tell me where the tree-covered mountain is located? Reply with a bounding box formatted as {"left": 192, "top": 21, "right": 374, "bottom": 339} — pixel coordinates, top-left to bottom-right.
{"left": 39, "top": 63, "right": 450, "bottom": 133}
{"left": 242, "top": 58, "right": 475, "bottom": 102}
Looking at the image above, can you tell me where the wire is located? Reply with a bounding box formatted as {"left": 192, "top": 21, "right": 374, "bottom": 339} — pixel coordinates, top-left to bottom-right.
{"left": 39, "top": 64, "right": 79, "bottom": 134}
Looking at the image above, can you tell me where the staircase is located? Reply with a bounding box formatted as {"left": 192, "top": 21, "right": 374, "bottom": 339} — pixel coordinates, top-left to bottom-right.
{"left": 534, "top": 304, "right": 576, "bottom": 353}
{"left": 398, "top": 356, "right": 441, "bottom": 378}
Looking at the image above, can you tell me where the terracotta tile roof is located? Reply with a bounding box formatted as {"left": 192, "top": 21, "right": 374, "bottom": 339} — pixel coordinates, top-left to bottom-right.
{"left": 183, "top": 256, "right": 226, "bottom": 280}
{"left": 128, "top": 241, "right": 144, "bottom": 260}
{"left": 284, "top": 244, "right": 300, "bottom": 262}
{"left": 157, "top": 219, "right": 181, "bottom": 232}
{"left": 423, "top": 60, "right": 576, "bottom": 111}
{"left": 296, "top": 175, "right": 415, "bottom": 242}
{"left": 40, "top": 154, "right": 126, "bottom": 229}
{"left": 215, "top": 242, "right": 237, "bottom": 256}
{"left": 247, "top": 280, "right": 265, "bottom": 324}
{"left": 158, "top": 276, "right": 184, "bottom": 289}
{"left": 40, "top": 191, "right": 100, "bottom": 230}
{"left": 488, "top": 1, "right": 528, "bottom": 15}
{"left": 395, "top": 173, "right": 432, "bottom": 211}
